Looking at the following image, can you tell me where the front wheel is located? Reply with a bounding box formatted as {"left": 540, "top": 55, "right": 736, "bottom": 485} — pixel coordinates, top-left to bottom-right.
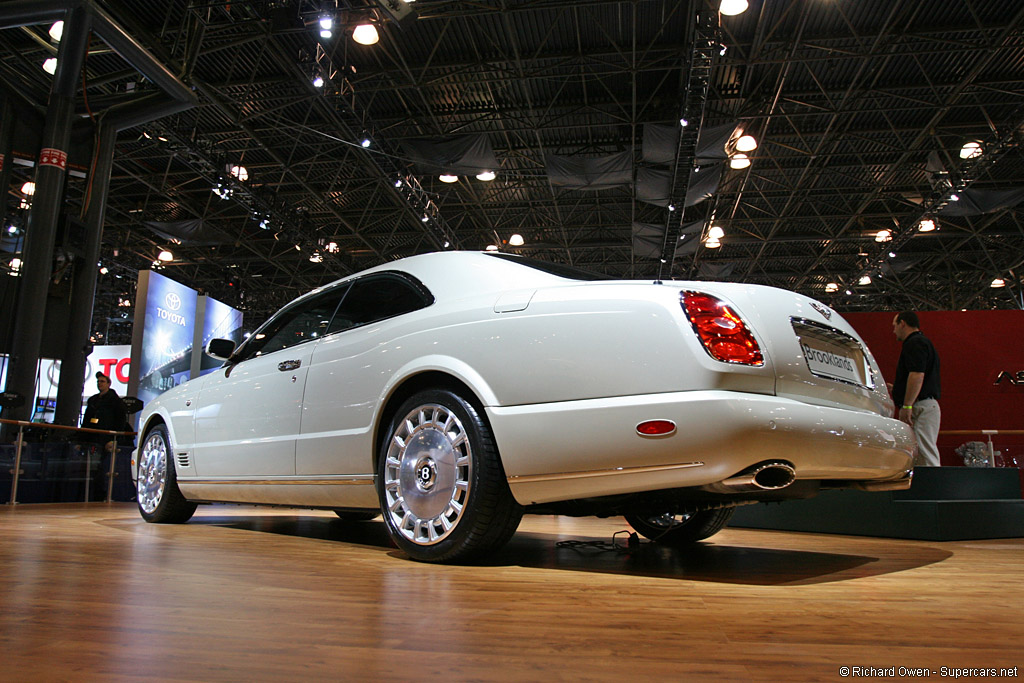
{"left": 136, "top": 424, "right": 197, "bottom": 524}
{"left": 625, "top": 507, "right": 735, "bottom": 547}
{"left": 377, "top": 389, "right": 522, "bottom": 563}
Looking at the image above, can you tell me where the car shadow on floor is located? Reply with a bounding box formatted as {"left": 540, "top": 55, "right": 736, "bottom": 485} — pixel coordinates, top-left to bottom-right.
{"left": 184, "top": 511, "right": 953, "bottom": 586}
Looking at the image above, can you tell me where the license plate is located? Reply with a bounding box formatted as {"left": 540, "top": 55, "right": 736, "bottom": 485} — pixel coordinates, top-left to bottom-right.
{"left": 799, "top": 337, "right": 865, "bottom": 385}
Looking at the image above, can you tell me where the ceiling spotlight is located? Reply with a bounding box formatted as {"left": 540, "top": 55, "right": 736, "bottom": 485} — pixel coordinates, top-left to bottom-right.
{"left": 707, "top": 226, "right": 725, "bottom": 240}
{"left": 858, "top": 275, "right": 872, "bottom": 286}
{"left": 259, "top": 218, "right": 270, "bottom": 230}
{"left": 10, "top": 258, "right": 23, "bottom": 274}
{"left": 874, "top": 229, "right": 892, "bottom": 242}
{"left": 42, "top": 58, "right": 57, "bottom": 75}
{"left": 704, "top": 238, "right": 722, "bottom": 249}
{"left": 680, "top": 118, "right": 689, "bottom": 127}
{"left": 99, "top": 266, "right": 109, "bottom": 275}
{"left": 325, "top": 241, "right": 339, "bottom": 253}
{"left": 312, "top": 74, "right": 325, "bottom": 88}
{"left": 949, "top": 193, "right": 959, "bottom": 201}
{"left": 421, "top": 215, "right": 429, "bottom": 222}
{"left": 959, "top": 141, "right": 982, "bottom": 159}
{"left": 476, "top": 170, "right": 496, "bottom": 181}
{"left": 825, "top": 283, "right": 839, "bottom": 293}
{"left": 49, "top": 21, "right": 64, "bottom": 42}
{"left": 845, "top": 289, "right": 852, "bottom": 296}
{"left": 719, "top": 44, "right": 728, "bottom": 56}
{"left": 991, "top": 278, "right": 1006, "bottom": 288}
{"left": 319, "top": 16, "right": 334, "bottom": 30}
{"left": 21, "top": 182, "right": 35, "bottom": 196}
{"left": 918, "top": 218, "right": 936, "bottom": 232}
{"left": 229, "top": 165, "right": 248, "bottom": 181}
{"left": 360, "top": 137, "right": 372, "bottom": 148}
{"left": 888, "top": 251, "right": 897, "bottom": 258}
{"left": 509, "top": 234, "right": 525, "bottom": 246}
{"left": 485, "top": 244, "right": 499, "bottom": 252}
{"left": 719, "top": 0, "right": 749, "bottom": 16}
{"left": 353, "top": 24, "right": 379, "bottom": 46}
{"left": 320, "top": 29, "right": 333, "bottom": 39}
{"left": 309, "top": 252, "right": 323, "bottom": 263}
{"left": 439, "top": 174, "right": 459, "bottom": 183}
{"left": 735, "top": 134, "right": 758, "bottom": 152}
{"left": 729, "top": 153, "right": 751, "bottom": 169}
{"left": 668, "top": 204, "right": 676, "bottom": 212}
{"left": 158, "top": 249, "right": 174, "bottom": 262}
{"left": 394, "top": 179, "right": 403, "bottom": 188}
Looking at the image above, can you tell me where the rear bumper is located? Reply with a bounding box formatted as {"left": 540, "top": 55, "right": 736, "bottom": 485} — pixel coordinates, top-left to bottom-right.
{"left": 487, "top": 390, "right": 915, "bottom": 505}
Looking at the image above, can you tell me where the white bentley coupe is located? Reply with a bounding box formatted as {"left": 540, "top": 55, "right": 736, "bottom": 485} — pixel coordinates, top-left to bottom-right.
{"left": 133, "top": 251, "right": 914, "bottom": 562}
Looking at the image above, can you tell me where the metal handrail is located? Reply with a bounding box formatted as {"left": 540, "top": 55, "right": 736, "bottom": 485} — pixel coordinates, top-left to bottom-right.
{"left": 1, "top": 418, "right": 137, "bottom": 505}
{"left": 938, "top": 428, "right": 1024, "bottom": 468}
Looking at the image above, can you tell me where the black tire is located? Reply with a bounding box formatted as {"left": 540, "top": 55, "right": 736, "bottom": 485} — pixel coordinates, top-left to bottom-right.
{"left": 333, "top": 510, "right": 379, "bottom": 522}
{"left": 376, "top": 389, "right": 522, "bottom": 563}
{"left": 625, "top": 507, "right": 735, "bottom": 547}
{"left": 136, "top": 424, "right": 197, "bottom": 524}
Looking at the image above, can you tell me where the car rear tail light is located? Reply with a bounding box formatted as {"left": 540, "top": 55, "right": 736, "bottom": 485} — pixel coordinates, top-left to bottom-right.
{"left": 681, "top": 291, "right": 764, "bottom": 366}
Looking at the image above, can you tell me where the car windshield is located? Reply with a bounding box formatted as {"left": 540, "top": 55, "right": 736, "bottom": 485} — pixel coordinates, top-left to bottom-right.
{"left": 484, "top": 252, "right": 609, "bottom": 281}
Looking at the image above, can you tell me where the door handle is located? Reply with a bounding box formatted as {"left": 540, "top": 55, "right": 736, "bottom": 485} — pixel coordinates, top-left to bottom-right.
{"left": 278, "top": 359, "right": 301, "bottom": 371}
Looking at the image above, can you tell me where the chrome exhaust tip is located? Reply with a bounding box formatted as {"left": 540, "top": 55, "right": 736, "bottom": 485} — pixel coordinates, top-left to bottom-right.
{"left": 721, "top": 461, "right": 797, "bottom": 491}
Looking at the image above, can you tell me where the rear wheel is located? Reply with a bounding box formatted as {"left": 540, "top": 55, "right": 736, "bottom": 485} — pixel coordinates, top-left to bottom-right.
{"left": 136, "top": 424, "right": 197, "bottom": 524}
{"left": 625, "top": 507, "right": 735, "bottom": 547}
{"left": 377, "top": 389, "right": 521, "bottom": 563}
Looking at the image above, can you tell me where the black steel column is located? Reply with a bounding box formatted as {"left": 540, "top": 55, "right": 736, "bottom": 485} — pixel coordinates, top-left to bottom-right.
{"left": 0, "top": 100, "right": 14, "bottom": 237}
{"left": 2, "top": 6, "right": 90, "bottom": 422}
{"left": 53, "top": 123, "right": 113, "bottom": 426}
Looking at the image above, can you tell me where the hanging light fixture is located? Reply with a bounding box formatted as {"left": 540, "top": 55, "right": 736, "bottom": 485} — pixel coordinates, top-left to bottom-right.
{"left": 439, "top": 174, "right": 459, "bottom": 183}
{"left": 959, "top": 141, "right": 982, "bottom": 159}
{"left": 858, "top": 275, "right": 872, "bottom": 285}
{"left": 158, "top": 249, "right": 174, "bottom": 262}
{"left": 9, "top": 258, "right": 22, "bottom": 275}
{"left": 353, "top": 24, "right": 379, "bottom": 45}
{"left": 729, "top": 153, "right": 750, "bottom": 169}
{"left": 485, "top": 244, "right": 499, "bottom": 251}
{"left": 48, "top": 21, "right": 64, "bottom": 42}
{"left": 312, "top": 74, "right": 325, "bottom": 88}
{"left": 319, "top": 16, "right": 334, "bottom": 39}
{"left": 42, "top": 58, "right": 58, "bottom": 75}
{"left": 874, "top": 229, "right": 892, "bottom": 242}
{"left": 21, "top": 182, "right": 35, "bottom": 196}
{"left": 509, "top": 234, "right": 525, "bottom": 246}
{"left": 707, "top": 225, "right": 725, "bottom": 240}
{"left": 229, "top": 165, "right": 248, "bottom": 182}
{"left": 735, "top": 134, "right": 758, "bottom": 152}
{"left": 990, "top": 278, "right": 1006, "bottom": 288}
{"left": 719, "top": 0, "right": 749, "bottom": 16}
{"left": 704, "top": 238, "right": 722, "bottom": 249}
{"left": 918, "top": 218, "right": 936, "bottom": 232}
{"left": 475, "top": 170, "right": 496, "bottom": 181}
{"left": 825, "top": 283, "right": 839, "bottom": 293}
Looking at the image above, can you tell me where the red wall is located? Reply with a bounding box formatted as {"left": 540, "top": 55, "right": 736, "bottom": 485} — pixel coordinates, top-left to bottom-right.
{"left": 843, "top": 310, "right": 1024, "bottom": 467}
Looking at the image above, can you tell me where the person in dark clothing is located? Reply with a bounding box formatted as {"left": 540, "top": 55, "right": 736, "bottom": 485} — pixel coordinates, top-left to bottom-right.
{"left": 891, "top": 311, "right": 941, "bottom": 467}
{"left": 82, "top": 372, "right": 128, "bottom": 450}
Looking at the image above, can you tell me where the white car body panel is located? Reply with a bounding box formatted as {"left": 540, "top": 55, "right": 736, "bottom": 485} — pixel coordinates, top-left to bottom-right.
{"left": 134, "top": 251, "right": 914, "bottom": 514}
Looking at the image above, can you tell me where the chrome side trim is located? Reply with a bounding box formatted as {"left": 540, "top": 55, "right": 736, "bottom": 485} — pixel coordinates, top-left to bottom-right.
{"left": 508, "top": 460, "right": 705, "bottom": 484}
{"left": 179, "top": 476, "right": 374, "bottom": 486}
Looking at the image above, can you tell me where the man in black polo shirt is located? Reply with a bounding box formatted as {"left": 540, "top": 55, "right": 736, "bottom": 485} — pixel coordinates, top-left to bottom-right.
{"left": 891, "top": 311, "right": 941, "bottom": 466}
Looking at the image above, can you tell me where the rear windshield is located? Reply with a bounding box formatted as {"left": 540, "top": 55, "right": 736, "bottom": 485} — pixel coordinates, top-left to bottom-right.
{"left": 485, "top": 252, "right": 609, "bottom": 281}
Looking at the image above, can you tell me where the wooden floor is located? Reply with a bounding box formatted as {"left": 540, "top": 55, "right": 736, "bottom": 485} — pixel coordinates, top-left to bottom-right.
{"left": 1, "top": 504, "right": 1022, "bottom": 682}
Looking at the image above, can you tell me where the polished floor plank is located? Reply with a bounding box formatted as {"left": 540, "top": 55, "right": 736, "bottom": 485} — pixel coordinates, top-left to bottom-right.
{"left": 1, "top": 504, "right": 1022, "bottom": 681}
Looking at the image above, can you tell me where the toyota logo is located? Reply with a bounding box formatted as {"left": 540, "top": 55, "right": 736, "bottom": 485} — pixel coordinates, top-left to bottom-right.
{"left": 165, "top": 292, "right": 182, "bottom": 311}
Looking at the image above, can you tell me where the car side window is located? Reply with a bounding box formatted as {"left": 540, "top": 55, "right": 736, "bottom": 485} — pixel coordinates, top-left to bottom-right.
{"left": 327, "top": 274, "right": 430, "bottom": 334}
{"left": 242, "top": 286, "right": 348, "bottom": 360}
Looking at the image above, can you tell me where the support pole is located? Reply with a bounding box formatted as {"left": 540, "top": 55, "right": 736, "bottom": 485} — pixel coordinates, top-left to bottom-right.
{"left": 2, "top": 6, "right": 90, "bottom": 422}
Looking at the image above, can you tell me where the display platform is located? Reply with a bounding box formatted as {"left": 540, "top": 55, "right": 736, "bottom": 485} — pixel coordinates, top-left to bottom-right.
{"left": 729, "top": 466, "right": 1024, "bottom": 541}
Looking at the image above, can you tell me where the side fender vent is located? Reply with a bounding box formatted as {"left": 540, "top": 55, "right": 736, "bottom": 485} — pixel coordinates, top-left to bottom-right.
{"left": 176, "top": 453, "right": 191, "bottom": 469}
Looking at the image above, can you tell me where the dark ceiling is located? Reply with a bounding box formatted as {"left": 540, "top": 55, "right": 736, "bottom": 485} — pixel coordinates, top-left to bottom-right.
{"left": 2, "top": 0, "right": 1023, "bottom": 343}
